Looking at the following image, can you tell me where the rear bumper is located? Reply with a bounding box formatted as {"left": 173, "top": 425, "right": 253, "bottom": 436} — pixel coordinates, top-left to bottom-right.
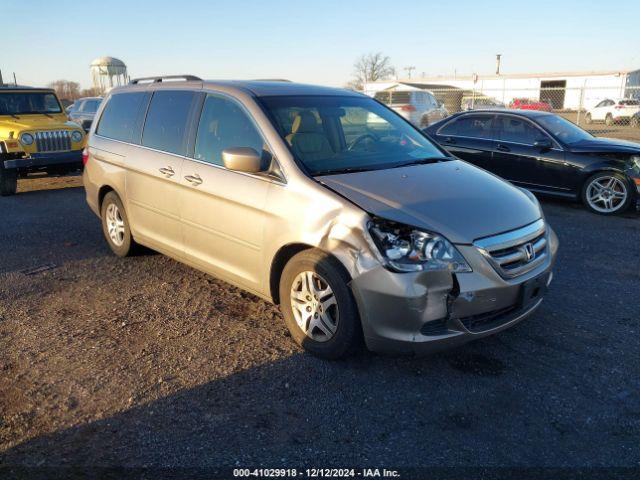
{"left": 3, "top": 150, "right": 83, "bottom": 171}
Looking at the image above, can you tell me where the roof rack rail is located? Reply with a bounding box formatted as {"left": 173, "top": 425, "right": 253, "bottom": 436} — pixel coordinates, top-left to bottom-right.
{"left": 129, "top": 75, "right": 202, "bottom": 84}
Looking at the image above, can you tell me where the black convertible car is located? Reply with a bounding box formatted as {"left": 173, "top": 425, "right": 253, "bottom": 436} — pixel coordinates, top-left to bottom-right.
{"left": 424, "top": 110, "right": 640, "bottom": 215}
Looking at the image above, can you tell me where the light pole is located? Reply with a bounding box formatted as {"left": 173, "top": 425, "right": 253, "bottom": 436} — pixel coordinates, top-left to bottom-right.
{"left": 495, "top": 54, "right": 502, "bottom": 75}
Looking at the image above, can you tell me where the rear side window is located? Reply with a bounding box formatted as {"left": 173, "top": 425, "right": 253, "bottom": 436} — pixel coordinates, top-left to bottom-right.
{"left": 142, "top": 90, "right": 196, "bottom": 155}
{"left": 438, "top": 115, "right": 494, "bottom": 139}
{"left": 97, "top": 92, "right": 147, "bottom": 142}
{"left": 83, "top": 99, "right": 101, "bottom": 113}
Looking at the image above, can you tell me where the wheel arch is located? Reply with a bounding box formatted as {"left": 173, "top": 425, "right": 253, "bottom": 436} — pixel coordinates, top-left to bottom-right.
{"left": 269, "top": 243, "right": 355, "bottom": 305}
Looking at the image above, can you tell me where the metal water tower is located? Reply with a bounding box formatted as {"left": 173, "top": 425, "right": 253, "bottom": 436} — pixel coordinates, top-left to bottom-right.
{"left": 90, "top": 57, "right": 128, "bottom": 94}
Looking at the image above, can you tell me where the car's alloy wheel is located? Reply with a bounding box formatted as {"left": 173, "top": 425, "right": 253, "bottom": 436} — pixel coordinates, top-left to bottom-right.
{"left": 101, "top": 191, "right": 137, "bottom": 256}
{"left": 605, "top": 114, "right": 613, "bottom": 126}
{"left": 631, "top": 116, "right": 640, "bottom": 128}
{"left": 105, "top": 203, "right": 126, "bottom": 247}
{"left": 584, "top": 174, "right": 629, "bottom": 214}
{"left": 279, "top": 249, "right": 361, "bottom": 359}
{"left": 585, "top": 113, "right": 592, "bottom": 125}
{"left": 290, "top": 270, "right": 339, "bottom": 342}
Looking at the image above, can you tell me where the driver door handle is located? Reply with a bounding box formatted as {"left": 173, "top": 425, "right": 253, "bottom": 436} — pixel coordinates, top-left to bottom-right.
{"left": 496, "top": 143, "right": 511, "bottom": 152}
{"left": 185, "top": 174, "right": 203, "bottom": 186}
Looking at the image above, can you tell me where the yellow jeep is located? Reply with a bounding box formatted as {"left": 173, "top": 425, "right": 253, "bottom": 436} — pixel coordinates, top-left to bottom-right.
{"left": 0, "top": 85, "right": 86, "bottom": 195}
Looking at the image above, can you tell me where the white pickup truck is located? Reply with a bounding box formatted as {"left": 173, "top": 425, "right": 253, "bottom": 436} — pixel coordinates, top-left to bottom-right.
{"left": 586, "top": 98, "right": 640, "bottom": 125}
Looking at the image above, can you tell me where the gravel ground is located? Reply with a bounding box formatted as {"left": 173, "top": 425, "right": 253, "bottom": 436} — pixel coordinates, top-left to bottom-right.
{"left": 0, "top": 177, "right": 639, "bottom": 478}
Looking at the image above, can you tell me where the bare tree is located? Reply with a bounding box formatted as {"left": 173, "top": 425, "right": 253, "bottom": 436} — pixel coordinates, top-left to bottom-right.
{"left": 47, "top": 80, "right": 81, "bottom": 102}
{"left": 80, "top": 87, "right": 102, "bottom": 98}
{"left": 349, "top": 52, "right": 395, "bottom": 90}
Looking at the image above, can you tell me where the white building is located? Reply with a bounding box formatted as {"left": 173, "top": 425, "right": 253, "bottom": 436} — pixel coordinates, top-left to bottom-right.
{"left": 364, "top": 69, "right": 640, "bottom": 111}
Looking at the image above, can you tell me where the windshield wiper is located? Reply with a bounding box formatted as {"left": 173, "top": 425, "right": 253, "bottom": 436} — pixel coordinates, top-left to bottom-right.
{"left": 391, "top": 157, "right": 449, "bottom": 169}
{"left": 313, "top": 166, "right": 379, "bottom": 176}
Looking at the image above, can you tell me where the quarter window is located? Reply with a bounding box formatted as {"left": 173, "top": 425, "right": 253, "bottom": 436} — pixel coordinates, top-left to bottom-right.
{"left": 142, "top": 91, "right": 196, "bottom": 155}
{"left": 194, "top": 94, "right": 265, "bottom": 166}
{"left": 438, "top": 115, "right": 494, "bottom": 139}
{"left": 96, "top": 92, "right": 148, "bottom": 143}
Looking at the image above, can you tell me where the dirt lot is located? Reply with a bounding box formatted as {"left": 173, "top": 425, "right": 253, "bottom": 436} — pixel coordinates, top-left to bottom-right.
{"left": 1, "top": 177, "right": 639, "bottom": 478}
{"left": 559, "top": 112, "right": 640, "bottom": 143}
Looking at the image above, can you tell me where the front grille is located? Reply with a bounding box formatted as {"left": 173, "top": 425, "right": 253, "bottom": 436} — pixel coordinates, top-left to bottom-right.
{"left": 474, "top": 219, "right": 548, "bottom": 279}
{"left": 35, "top": 130, "right": 72, "bottom": 152}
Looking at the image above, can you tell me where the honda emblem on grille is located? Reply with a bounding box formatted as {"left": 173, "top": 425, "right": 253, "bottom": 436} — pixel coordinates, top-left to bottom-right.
{"left": 523, "top": 242, "right": 535, "bottom": 262}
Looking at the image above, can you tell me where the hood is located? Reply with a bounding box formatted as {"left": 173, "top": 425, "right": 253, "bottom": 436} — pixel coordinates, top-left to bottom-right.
{"left": 0, "top": 114, "right": 78, "bottom": 133}
{"left": 318, "top": 160, "right": 542, "bottom": 244}
{"left": 568, "top": 137, "right": 640, "bottom": 154}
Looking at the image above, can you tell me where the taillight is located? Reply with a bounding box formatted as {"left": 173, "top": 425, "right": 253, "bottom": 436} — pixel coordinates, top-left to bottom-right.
{"left": 82, "top": 148, "right": 89, "bottom": 166}
{"left": 400, "top": 105, "right": 416, "bottom": 112}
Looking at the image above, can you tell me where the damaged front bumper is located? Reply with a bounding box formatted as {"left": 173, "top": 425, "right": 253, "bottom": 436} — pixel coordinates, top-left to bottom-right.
{"left": 350, "top": 227, "right": 559, "bottom": 355}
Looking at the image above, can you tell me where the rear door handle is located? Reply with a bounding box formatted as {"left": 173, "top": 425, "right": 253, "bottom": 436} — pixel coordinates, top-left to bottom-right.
{"left": 185, "top": 174, "right": 203, "bottom": 186}
{"left": 159, "top": 166, "right": 175, "bottom": 177}
{"left": 496, "top": 144, "right": 511, "bottom": 152}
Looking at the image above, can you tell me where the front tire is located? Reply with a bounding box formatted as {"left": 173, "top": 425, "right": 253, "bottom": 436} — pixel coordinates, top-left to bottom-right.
{"left": 100, "top": 191, "right": 137, "bottom": 256}
{"left": 0, "top": 163, "right": 17, "bottom": 196}
{"left": 279, "top": 249, "right": 361, "bottom": 359}
{"left": 582, "top": 172, "right": 633, "bottom": 215}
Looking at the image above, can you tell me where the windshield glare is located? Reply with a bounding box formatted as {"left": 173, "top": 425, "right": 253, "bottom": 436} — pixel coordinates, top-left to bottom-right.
{"left": 0, "top": 92, "right": 63, "bottom": 115}
{"left": 537, "top": 115, "right": 593, "bottom": 144}
{"left": 260, "top": 95, "right": 448, "bottom": 175}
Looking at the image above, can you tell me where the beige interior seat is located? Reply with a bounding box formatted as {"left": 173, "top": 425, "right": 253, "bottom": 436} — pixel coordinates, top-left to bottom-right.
{"left": 285, "top": 111, "right": 334, "bottom": 162}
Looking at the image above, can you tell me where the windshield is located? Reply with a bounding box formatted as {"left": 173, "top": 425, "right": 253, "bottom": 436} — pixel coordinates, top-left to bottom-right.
{"left": 260, "top": 95, "right": 449, "bottom": 176}
{"left": 0, "top": 91, "right": 63, "bottom": 115}
{"left": 537, "top": 115, "right": 593, "bottom": 144}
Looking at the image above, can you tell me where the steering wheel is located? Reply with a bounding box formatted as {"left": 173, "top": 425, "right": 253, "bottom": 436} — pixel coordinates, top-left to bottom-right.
{"left": 348, "top": 133, "right": 378, "bottom": 151}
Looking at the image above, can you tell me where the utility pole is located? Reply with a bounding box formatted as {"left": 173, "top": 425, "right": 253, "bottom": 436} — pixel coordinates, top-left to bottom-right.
{"left": 495, "top": 54, "right": 502, "bottom": 75}
{"left": 13, "top": 72, "right": 17, "bottom": 86}
{"left": 0, "top": 69, "right": 4, "bottom": 86}
{"left": 404, "top": 66, "right": 415, "bottom": 79}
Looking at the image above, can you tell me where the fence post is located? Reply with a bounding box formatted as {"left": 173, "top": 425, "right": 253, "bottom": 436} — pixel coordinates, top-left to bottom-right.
{"left": 576, "top": 86, "right": 585, "bottom": 126}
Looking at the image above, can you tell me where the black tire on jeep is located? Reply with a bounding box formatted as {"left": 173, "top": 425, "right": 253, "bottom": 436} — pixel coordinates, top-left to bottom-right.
{"left": 0, "top": 161, "right": 18, "bottom": 196}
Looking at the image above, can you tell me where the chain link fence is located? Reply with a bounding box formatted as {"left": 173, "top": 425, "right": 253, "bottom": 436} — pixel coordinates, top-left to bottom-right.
{"left": 373, "top": 85, "right": 640, "bottom": 142}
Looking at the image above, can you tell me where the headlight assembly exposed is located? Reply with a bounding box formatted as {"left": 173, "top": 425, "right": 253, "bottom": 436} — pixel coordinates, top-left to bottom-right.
{"left": 631, "top": 155, "right": 640, "bottom": 170}
{"left": 369, "top": 218, "right": 472, "bottom": 273}
{"left": 71, "top": 130, "right": 84, "bottom": 143}
{"left": 20, "top": 133, "right": 34, "bottom": 145}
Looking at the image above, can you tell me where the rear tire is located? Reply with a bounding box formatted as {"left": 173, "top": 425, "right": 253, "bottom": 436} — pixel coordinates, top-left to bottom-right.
{"left": 279, "top": 249, "right": 361, "bottom": 359}
{"left": 0, "top": 163, "right": 18, "bottom": 196}
{"left": 585, "top": 113, "right": 592, "bottom": 125}
{"left": 605, "top": 114, "right": 614, "bottom": 126}
{"left": 100, "top": 191, "right": 137, "bottom": 256}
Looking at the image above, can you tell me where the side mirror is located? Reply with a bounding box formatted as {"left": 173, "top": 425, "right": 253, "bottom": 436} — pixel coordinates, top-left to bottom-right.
{"left": 533, "top": 138, "right": 552, "bottom": 150}
{"left": 81, "top": 119, "right": 92, "bottom": 132}
{"left": 222, "top": 147, "right": 265, "bottom": 173}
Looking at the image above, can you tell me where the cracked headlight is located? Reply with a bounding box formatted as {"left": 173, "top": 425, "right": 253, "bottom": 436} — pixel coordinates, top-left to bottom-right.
{"left": 368, "top": 218, "right": 472, "bottom": 273}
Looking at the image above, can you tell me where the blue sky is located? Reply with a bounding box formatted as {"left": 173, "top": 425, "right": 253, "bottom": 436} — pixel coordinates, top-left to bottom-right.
{"left": 3, "top": 0, "right": 640, "bottom": 89}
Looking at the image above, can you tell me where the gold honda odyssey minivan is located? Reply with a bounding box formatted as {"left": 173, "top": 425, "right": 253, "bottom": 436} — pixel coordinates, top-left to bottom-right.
{"left": 84, "top": 75, "right": 558, "bottom": 359}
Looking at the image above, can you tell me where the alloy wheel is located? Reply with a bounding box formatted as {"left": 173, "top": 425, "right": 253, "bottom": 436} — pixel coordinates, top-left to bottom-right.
{"left": 585, "top": 176, "right": 628, "bottom": 213}
{"left": 105, "top": 203, "right": 126, "bottom": 246}
{"left": 290, "top": 271, "right": 339, "bottom": 342}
